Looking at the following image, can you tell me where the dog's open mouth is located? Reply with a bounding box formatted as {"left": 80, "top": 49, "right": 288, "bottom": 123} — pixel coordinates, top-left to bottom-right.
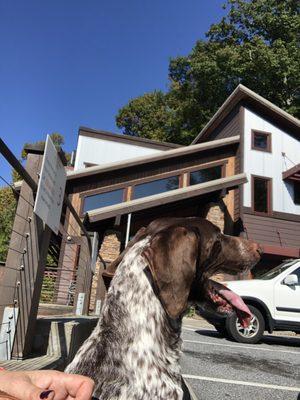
{"left": 205, "top": 279, "right": 252, "bottom": 328}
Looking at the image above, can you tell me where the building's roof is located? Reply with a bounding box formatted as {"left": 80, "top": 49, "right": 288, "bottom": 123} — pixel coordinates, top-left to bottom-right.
{"left": 79, "top": 126, "right": 181, "bottom": 151}
{"left": 192, "top": 84, "right": 300, "bottom": 144}
{"left": 67, "top": 135, "right": 239, "bottom": 181}
{"left": 85, "top": 173, "right": 247, "bottom": 224}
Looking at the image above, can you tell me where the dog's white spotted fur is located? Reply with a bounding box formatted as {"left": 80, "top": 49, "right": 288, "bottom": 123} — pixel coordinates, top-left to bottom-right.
{"left": 66, "top": 237, "right": 183, "bottom": 400}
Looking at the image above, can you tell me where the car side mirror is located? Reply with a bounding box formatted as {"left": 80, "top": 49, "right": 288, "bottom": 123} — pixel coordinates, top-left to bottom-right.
{"left": 283, "top": 274, "right": 298, "bottom": 286}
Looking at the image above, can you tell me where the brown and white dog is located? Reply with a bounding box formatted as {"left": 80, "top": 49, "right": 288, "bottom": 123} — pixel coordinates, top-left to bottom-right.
{"left": 66, "top": 217, "right": 262, "bottom": 399}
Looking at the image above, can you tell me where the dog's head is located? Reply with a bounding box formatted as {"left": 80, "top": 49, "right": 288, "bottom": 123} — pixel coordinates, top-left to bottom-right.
{"left": 142, "top": 222, "right": 262, "bottom": 326}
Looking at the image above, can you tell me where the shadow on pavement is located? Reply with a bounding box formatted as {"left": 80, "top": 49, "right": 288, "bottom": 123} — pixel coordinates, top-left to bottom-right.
{"left": 262, "top": 335, "right": 300, "bottom": 347}
{"left": 194, "top": 329, "right": 224, "bottom": 338}
{"left": 194, "top": 328, "right": 300, "bottom": 347}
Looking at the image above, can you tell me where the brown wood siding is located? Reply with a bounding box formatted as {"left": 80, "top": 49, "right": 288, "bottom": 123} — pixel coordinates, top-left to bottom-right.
{"left": 243, "top": 212, "right": 300, "bottom": 248}
{"left": 233, "top": 145, "right": 241, "bottom": 221}
{"left": 233, "top": 105, "right": 244, "bottom": 222}
{"left": 70, "top": 146, "right": 237, "bottom": 195}
{"left": 208, "top": 107, "right": 240, "bottom": 141}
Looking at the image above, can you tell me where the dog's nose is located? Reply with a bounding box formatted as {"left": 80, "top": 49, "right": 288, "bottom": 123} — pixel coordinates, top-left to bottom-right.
{"left": 248, "top": 241, "right": 263, "bottom": 257}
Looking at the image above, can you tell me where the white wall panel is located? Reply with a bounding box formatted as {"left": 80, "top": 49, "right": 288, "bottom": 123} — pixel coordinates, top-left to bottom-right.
{"left": 74, "top": 135, "right": 162, "bottom": 170}
{"left": 243, "top": 108, "right": 300, "bottom": 214}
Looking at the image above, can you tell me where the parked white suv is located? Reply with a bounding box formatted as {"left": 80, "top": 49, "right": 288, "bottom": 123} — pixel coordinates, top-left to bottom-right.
{"left": 213, "top": 259, "right": 300, "bottom": 344}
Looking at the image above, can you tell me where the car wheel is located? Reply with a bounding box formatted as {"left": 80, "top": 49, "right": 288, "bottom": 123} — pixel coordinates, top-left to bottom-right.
{"left": 226, "top": 305, "right": 265, "bottom": 344}
{"left": 213, "top": 323, "right": 228, "bottom": 337}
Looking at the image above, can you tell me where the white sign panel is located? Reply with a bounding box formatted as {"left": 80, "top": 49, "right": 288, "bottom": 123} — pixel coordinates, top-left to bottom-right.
{"left": 34, "top": 135, "right": 67, "bottom": 234}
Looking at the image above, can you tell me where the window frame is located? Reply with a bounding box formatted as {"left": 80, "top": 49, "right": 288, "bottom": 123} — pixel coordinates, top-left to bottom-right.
{"left": 251, "top": 130, "right": 272, "bottom": 153}
{"left": 251, "top": 174, "right": 273, "bottom": 216}
{"left": 78, "top": 159, "right": 228, "bottom": 216}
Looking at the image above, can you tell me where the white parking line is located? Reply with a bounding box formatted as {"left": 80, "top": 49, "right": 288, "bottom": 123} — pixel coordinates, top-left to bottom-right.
{"left": 183, "top": 326, "right": 214, "bottom": 332}
{"left": 182, "top": 374, "right": 300, "bottom": 392}
{"left": 183, "top": 339, "right": 300, "bottom": 355}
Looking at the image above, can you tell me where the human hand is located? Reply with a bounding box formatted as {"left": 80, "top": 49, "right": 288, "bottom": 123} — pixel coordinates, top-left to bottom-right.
{"left": 0, "top": 369, "right": 94, "bottom": 400}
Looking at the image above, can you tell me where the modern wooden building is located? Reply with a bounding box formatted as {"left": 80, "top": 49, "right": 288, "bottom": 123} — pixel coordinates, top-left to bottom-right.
{"left": 57, "top": 85, "right": 300, "bottom": 305}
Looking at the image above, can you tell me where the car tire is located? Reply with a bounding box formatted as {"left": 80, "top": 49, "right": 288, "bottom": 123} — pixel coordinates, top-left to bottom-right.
{"left": 213, "top": 323, "right": 228, "bottom": 337}
{"left": 226, "top": 305, "right": 265, "bottom": 344}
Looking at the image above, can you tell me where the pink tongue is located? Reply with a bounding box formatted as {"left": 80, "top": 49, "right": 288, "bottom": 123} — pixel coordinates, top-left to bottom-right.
{"left": 219, "top": 288, "right": 252, "bottom": 327}
{"left": 210, "top": 281, "right": 252, "bottom": 328}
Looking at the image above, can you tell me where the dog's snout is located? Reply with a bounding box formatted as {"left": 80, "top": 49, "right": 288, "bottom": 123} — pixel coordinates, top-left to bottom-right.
{"left": 257, "top": 245, "right": 264, "bottom": 256}
{"left": 251, "top": 241, "right": 263, "bottom": 257}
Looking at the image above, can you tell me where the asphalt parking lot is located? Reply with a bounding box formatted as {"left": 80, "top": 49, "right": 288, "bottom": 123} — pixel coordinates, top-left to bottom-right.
{"left": 181, "top": 318, "right": 300, "bottom": 400}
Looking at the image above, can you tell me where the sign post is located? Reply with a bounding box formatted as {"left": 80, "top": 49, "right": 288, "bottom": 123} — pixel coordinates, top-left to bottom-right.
{"left": 34, "top": 135, "right": 67, "bottom": 234}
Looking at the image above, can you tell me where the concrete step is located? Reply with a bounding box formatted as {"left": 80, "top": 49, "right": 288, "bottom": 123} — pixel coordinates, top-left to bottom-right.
{"left": 0, "top": 316, "right": 98, "bottom": 371}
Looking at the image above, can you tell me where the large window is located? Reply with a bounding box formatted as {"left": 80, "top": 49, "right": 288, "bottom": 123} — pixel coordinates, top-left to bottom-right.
{"left": 133, "top": 176, "right": 179, "bottom": 199}
{"left": 189, "top": 166, "right": 222, "bottom": 186}
{"left": 252, "top": 176, "right": 271, "bottom": 214}
{"left": 252, "top": 130, "right": 271, "bottom": 152}
{"left": 83, "top": 189, "right": 124, "bottom": 212}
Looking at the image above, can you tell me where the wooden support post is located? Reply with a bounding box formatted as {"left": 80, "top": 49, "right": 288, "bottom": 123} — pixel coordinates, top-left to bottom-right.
{"left": 73, "top": 237, "right": 92, "bottom": 316}
{"left": 94, "top": 260, "right": 108, "bottom": 316}
{"left": 0, "top": 149, "right": 51, "bottom": 359}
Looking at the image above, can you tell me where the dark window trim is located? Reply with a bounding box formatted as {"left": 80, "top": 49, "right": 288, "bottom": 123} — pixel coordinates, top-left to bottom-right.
{"left": 251, "top": 174, "right": 273, "bottom": 216}
{"left": 251, "top": 130, "right": 272, "bottom": 153}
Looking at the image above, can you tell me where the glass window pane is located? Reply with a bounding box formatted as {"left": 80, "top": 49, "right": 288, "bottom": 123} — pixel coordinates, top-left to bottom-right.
{"left": 134, "top": 176, "right": 179, "bottom": 199}
{"left": 254, "top": 133, "right": 268, "bottom": 150}
{"left": 83, "top": 189, "right": 124, "bottom": 212}
{"left": 190, "top": 166, "right": 222, "bottom": 186}
{"left": 254, "top": 178, "right": 269, "bottom": 213}
{"left": 294, "top": 182, "right": 300, "bottom": 205}
{"left": 290, "top": 267, "right": 300, "bottom": 282}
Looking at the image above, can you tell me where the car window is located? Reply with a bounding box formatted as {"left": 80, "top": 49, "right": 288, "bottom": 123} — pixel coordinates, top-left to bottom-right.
{"left": 289, "top": 267, "right": 300, "bottom": 283}
{"left": 259, "top": 261, "right": 298, "bottom": 280}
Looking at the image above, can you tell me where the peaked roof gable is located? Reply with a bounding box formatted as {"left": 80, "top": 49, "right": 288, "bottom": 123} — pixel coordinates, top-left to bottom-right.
{"left": 192, "top": 84, "right": 300, "bottom": 144}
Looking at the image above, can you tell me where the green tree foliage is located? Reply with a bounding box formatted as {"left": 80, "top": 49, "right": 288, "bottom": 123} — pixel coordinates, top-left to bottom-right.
{"left": 12, "top": 132, "right": 71, "bottom": 182}
{"left": 0, "top": 187, "right": 16, "bottom": 261}
{"left": 20, "top": 132, "right": 65, "bottom": 160}
{"left": 116, "top": 0, "right": 300, "bottom": 144}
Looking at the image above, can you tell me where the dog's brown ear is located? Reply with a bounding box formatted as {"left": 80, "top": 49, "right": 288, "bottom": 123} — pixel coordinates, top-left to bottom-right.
{"left": 142, "top": 226, "right": 199, "bottom": 319}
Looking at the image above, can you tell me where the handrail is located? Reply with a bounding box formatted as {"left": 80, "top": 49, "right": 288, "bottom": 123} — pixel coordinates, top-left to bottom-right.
{"left": 0, "top": 137, "right": 92, "bottom": 254}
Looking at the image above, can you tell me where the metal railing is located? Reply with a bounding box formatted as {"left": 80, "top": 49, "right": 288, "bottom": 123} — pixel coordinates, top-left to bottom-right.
{"left": 0, "top": 137, "right": 94, "bottom": 360}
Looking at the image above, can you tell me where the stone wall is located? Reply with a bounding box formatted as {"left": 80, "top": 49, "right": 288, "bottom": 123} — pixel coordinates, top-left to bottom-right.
{"left": 204, "top": 202, "right": 225, "bottom": 232}
{"left": 89, "top": 231, "right": 121, "bottom": 312}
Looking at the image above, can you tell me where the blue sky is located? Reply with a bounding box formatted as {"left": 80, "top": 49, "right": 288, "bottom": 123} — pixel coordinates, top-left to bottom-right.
{"left": 0, "top": 0, "right": 225, "bottom": 182}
